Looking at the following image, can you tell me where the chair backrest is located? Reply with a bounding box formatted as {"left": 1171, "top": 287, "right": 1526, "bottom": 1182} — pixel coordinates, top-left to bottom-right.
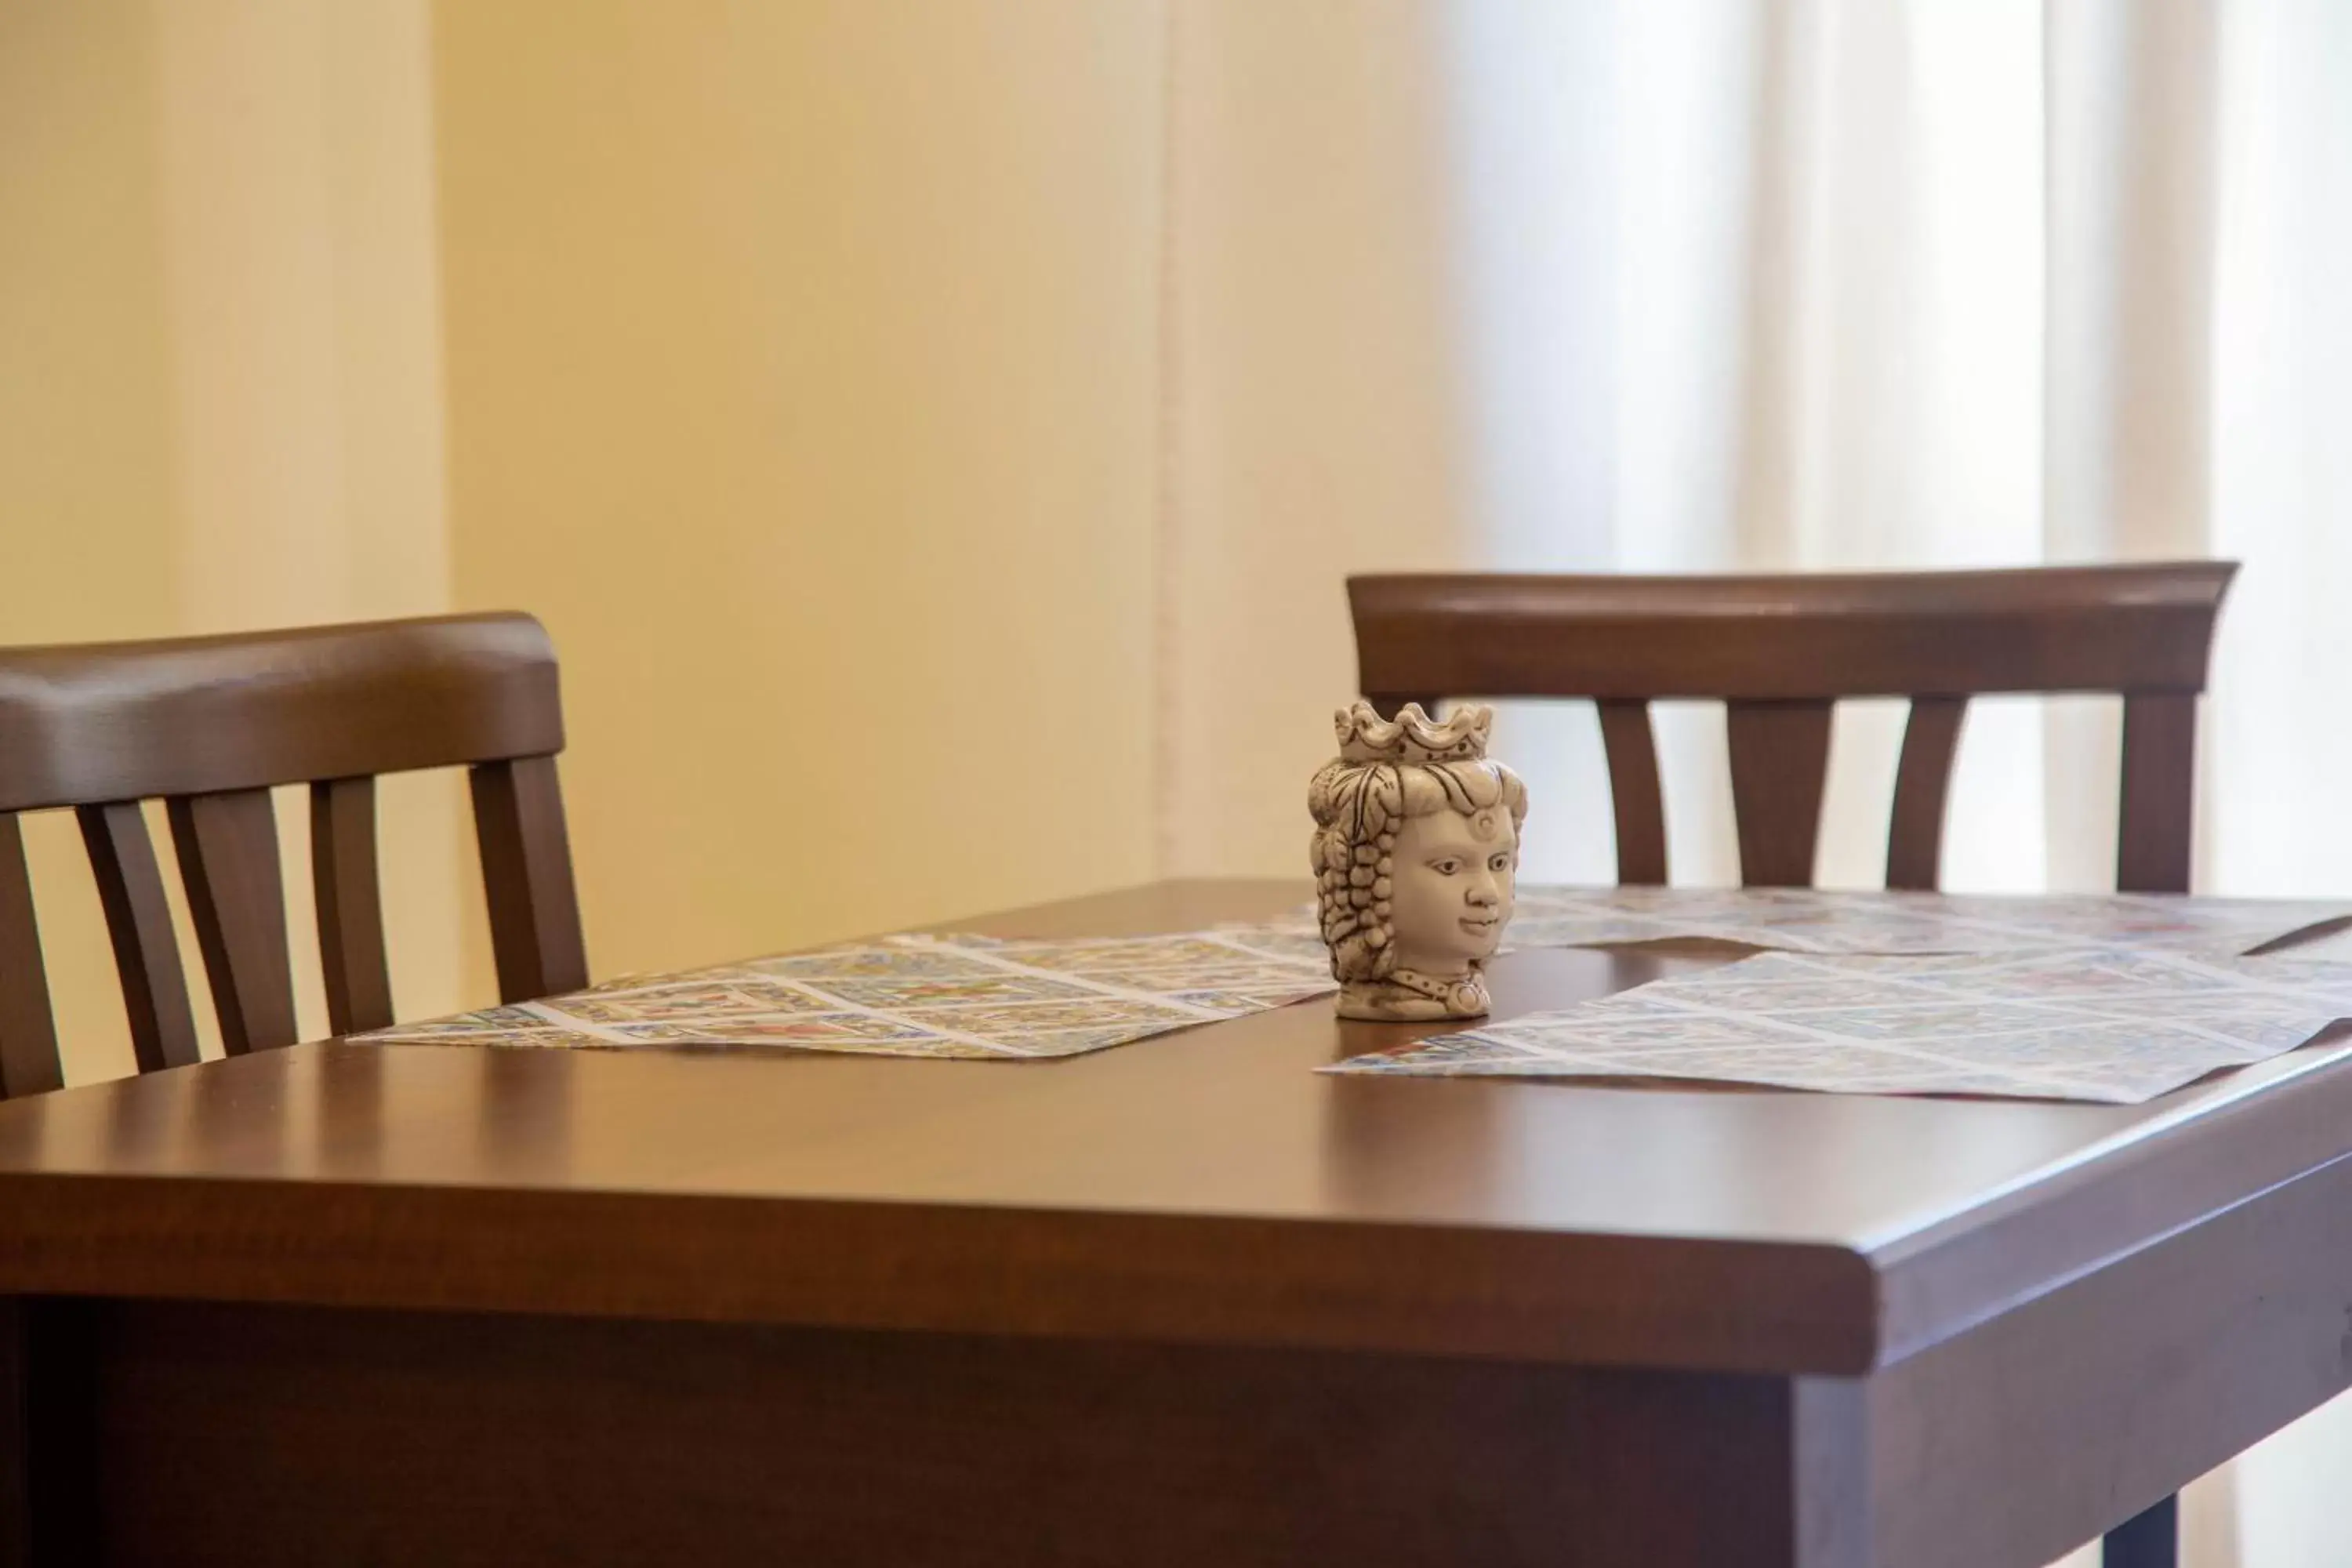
{"left": 0, "top": 612, "right": 586, "bottom": 1099}
{"left": 1348, "top": 562, "right": 2237, "bottom": 895}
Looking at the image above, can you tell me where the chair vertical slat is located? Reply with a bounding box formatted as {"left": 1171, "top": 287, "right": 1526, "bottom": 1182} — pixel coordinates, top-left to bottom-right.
{"left": 1725, "top": 699, "right": 1835, "bottom": 888}
{"left": 75, "top": 802, "right": 202, "bottom": 1073}
{"left": 1595, "top": 700, "right": 1669, "bottom": 885}
{"left": 471, "top": 756, "right": 588, "bottom": 1003}
{"left": 312, "top": 778, "right": 394, "bottom": 1036}
{"left": 1885, "top": 696, "right": 1969, "bottom": 892}
{"left": 2117, "top": 693, "right": 2198, "bottom": 895}
{"left": 0, "top": 815, "right": 64, "bottom": 1101}
{"left": 167, "top": 789, "right": 300, "bottom": 1055}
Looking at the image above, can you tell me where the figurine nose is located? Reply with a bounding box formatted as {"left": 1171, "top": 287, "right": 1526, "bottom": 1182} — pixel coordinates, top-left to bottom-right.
{"left": 1466, "top": 875, "right": 1499, "bottom": 908}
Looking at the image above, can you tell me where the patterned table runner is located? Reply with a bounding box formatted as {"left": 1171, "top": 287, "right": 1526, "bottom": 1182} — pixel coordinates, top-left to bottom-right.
{"left": 1501, "top": 887, "right": 2352, "bottom": 956}
{"left": 1261, "top": 887, "right": 2352, "bottom": 957}
{"left": 356, "top": 926, "right": 1334, "bottom": 1061}
{"left": 354, "top": 890, "right": 2352, "bottom": 1071}
{"left": 1329, "top": 948, "right": 2352, "bottom": 1103}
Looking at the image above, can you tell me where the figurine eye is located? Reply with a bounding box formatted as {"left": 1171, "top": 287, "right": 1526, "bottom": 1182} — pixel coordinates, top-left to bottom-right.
{"left": 1429, "top": 857, "right": 1462, "bottom": 876}
{"left": 1489, "top": 852, "right": 1510, "bottom": 873}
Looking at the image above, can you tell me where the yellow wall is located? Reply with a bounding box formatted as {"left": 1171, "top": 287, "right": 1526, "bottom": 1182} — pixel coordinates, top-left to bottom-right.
{"left": 1160, "top": 0, "right": 1472, "bottom": 877}
{"left": 2, "top": 0, "right": 1171, "bottom": 1070}
{"left": 0, "top": 1, "right": 182, "bottom": 1080}
{"left": 434, "top": 0, "right": 1167, "bottom": 974}
{"left": 0, "top": 0, "right": 466, "bottom": 1077}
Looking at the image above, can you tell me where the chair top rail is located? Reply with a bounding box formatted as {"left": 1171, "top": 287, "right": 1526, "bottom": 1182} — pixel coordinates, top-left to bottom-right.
{"left": 0, "top": 612, "right": 563, "bottom": 811}
{"left": 1349, "top": 561, "right": 2237, "bottom": 702}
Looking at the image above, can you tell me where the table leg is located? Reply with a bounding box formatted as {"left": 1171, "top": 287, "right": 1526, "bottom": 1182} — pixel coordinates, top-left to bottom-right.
{"left": 1, "top": 1298, "right": 97, "bottom": 1568}
{"left": 1793, "top": 1377, "right": 1871, "bottom": 1568}
{"left": 1, "top": 1300, "right": 24, "bottom": 1568}
{"left": 2103, "top": 1494, "right": 2178, "bottom": 1568}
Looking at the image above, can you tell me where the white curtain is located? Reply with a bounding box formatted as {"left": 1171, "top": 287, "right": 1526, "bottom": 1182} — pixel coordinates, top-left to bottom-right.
{"left": 1160, "top": 2, "right": 2352, "bottom": 1563}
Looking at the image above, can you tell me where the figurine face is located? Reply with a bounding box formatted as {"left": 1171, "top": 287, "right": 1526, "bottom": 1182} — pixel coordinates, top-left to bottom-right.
{"left": 1387, "top": 804, "right": 1518, "bottom": 978}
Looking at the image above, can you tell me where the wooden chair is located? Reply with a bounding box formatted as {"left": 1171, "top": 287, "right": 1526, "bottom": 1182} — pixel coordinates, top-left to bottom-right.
{"left": 0, "top": 613, "right": 587, "bottom": 1101}
{"left": 1350, "top": 561, "right": 2236, "bottom": 895}
{"left": 1352, "top": 559, "right": 2235, "bottom": 1568}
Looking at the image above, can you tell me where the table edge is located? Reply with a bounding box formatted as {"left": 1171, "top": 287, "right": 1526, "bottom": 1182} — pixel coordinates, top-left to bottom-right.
{"left": 0, "top": 1162, "right": 1884, "bottom": 1374}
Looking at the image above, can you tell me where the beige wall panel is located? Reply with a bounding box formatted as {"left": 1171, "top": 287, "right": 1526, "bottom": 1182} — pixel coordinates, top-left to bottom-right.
{"left": 0, "top": 0, "right": 464, "bottom": 1076}
{"left": 2, "top": 0, "right": 191, "bottom": 1080}
{"left": 154, "top": 0, "right": 470, "bottom": 1033}
{"left": 435, "top": 0, "right": 1166, "bottom": 972}
{"left": 1160, "top": 0, "right": 1472, "bottom": 878}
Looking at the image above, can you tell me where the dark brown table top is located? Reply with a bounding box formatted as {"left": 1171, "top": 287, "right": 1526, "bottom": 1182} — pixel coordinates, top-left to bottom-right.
{"left": 4, "top": 878, "right": 2350, "bottom": 1379}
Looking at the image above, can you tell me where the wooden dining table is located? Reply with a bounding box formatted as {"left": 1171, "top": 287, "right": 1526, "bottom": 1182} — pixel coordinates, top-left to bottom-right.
{"left": 5, "top": 877, "right": 2352, "bottom": 1566}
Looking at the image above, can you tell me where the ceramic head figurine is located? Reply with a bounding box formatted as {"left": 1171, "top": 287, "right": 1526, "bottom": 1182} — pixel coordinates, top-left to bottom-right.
{"left": 1309, "top": 701, "right": 1529, "bottom": 1021}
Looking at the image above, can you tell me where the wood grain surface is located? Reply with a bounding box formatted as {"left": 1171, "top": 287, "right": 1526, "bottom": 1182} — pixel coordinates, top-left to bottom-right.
{"left": 1, "top": 880, "right": 2348, "bottom": 1377}
{"left": 5, "top": 877, "right": 2352, "bottom": 1566}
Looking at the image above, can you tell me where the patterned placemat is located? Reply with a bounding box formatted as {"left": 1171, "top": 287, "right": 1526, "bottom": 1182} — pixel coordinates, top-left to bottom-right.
{"left": 1269, "top": 887, "right": 2352, "bottom": 957}
{"left": 355, "top": 891, "right": 2352, "bottom": 1074}
{"left": 354, "top": 925, "right": 1334, "bottom": 1061}
{"left": 1328, "top": 947, "right": 2352, "bottom": 1103}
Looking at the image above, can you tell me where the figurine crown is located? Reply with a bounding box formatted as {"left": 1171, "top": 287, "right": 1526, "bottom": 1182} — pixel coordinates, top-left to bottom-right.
{"left": 1334, "top": 700, "right": 1494, "bottom": 764}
